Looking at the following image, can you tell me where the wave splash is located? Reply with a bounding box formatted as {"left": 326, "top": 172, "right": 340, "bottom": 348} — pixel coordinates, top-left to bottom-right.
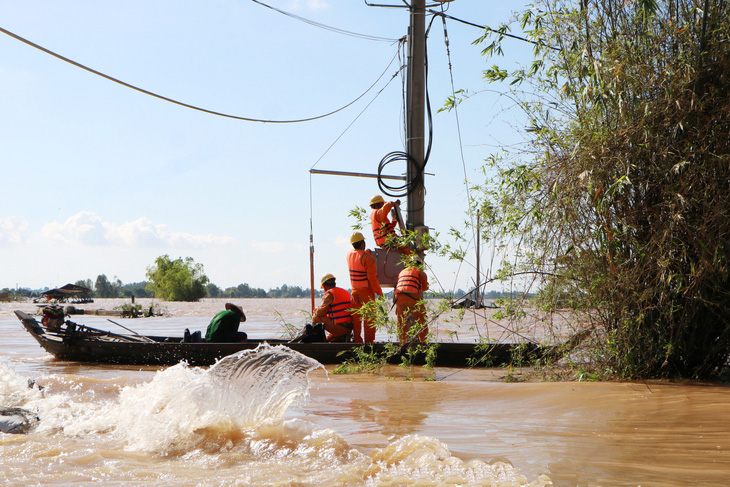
{"left": 114, "top": 342, "right": 325, "bottom": 452}
{"left": 208, "top": 343, "right": 324, "bottom": 425}
{"left": 0, "top": 348, "right": 552, "bottom": 486}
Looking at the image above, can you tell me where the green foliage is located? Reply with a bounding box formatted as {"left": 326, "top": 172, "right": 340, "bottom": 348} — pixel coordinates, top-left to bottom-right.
{"left": 74, "top": 279, "right": 94, "bottom": 292}
{"left": 333, "top": 345, "right": 389, "bottom": 374}
{"left": 1, "top": 287, "right": 37, "bottom": 299}
{"left": 119, "top": 282, "right": 151, "bottom": 298}
{"left": 469, "top": 0, "right": 730, "bottom": 379}
{"left": 145, "top": 255, "right": 209, "bottom": 302}
{"left": 221, "top": 283, "right": 268, "bottom": 298}
{"left": 267, "top": 284, "right": 311, "bottom": 298}
{"left": 94, "top": 274, "right": 122, "bottom": 298}
{"left": 113, "top": 302, "right": 146, "bottom": 317}
{"left": 348, "top": 206, "right": 368, "bottom": 230}
{"left": 397, "top": 341, "right": 438, "bottom": 370}
{"left": 274, "top": 310, "right": 313, "bottom": 340}
{"left": 206, "top": 283, "right": 222, "bottom": 298}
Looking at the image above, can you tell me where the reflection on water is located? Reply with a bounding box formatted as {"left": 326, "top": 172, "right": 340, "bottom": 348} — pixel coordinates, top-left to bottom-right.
{"left": 345, "top": 381, "right": 433, "bottom": 439}
{"left": 2, "top": 299, "right": 730, "bottom": 485}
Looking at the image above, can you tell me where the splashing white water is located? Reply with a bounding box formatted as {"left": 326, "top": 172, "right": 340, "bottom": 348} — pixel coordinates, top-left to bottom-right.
{"left": 0, "top": 348, "right": 552, "bottom": 485}
{"left": 114, "top": 343, "right": 325, "bottom": 452}
{"left": 208, "top": 343, "right": 324, "bottom": 425}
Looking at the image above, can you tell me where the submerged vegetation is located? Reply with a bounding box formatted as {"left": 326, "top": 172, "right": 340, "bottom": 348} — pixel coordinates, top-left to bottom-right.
{"left": 454, "top": 0, "right": 730, "bottom": 380}
{"left": 145, "top": 255, "right": 209, "bottom": 302}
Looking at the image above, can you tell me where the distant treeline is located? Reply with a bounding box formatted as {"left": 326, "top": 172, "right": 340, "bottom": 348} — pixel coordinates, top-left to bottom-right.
{"left": 0, "top": 276, "right": 319, "bottom": 300}
{"left": 2, "top": 275, "right": 524, "bottom": 302}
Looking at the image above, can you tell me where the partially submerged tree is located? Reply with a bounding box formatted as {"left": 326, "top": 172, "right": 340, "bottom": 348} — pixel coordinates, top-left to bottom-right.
{"left": 145, "top": 255, "right": 209, "bottom": 302}
{"left": 467, "top": 0, "right": 730, "bottom": 378}
{"left": 94, "top": 274, "right": 122, "bottom": 298}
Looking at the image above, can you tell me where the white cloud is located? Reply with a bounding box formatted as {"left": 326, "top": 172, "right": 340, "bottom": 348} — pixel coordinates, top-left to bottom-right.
{"left": 251, "top": 240, "right": 287, "bottom": 253}
{"left": 40, "top": 211, "right": 107, "bottom": 245}
{"left": 40, "top": 212, "right": 235, "bottom": 248}
{"left": 334, "top": 234, "right": 350, "bottom": 246}
{"left": 0, "top": 216, "right": 29, "bottom": 247}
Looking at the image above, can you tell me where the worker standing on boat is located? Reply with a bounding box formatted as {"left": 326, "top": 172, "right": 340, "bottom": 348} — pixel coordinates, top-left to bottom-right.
{"left": 369, "top": 195, "right": 412, "bottom": 254}
{"left": 394, "top": 260, "right": 429, "bottom": 344}
{"left": 205, "top": 303, "right": 247, "bottom": 342}
{"left": 347, "top": 231, "right": 384, "bottom": 343}
{"left": 312, "top": 273, "right": 354, "bottom": 342}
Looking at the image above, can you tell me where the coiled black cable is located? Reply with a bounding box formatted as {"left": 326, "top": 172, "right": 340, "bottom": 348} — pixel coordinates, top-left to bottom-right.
{"left": 377, "top": 151, "right": 423, "bottom": 197}
{"left": 375, "top": 9, "right": 435, "bottom": 199}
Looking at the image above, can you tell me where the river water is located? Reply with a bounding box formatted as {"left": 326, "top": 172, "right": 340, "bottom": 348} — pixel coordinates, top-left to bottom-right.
{"left": 1, "top": 298, "right": 729, "bottom": 486}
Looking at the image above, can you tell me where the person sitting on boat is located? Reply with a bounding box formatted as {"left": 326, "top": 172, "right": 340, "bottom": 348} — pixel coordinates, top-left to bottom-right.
{"left": 347, "top": 231, "right": 383, "bottom": 343}
{"left": 205, "top": 303, "right": 247, "bottom": 342}
{"left": 311, "top": 273, "right": 354, "bottom": 342}
{"left": 369, "top": 194, "right": 412, "bottom": 255}
{"left": 41, "top": 305, "right": 65, "bottom": 332}
{"left": 394, "top": 259, "right": 429, "bottom": 344}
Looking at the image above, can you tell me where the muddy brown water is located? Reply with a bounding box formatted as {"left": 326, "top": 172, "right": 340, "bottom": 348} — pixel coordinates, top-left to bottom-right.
{"left": 1, "top": 298, "right": 729, "bottom": 486}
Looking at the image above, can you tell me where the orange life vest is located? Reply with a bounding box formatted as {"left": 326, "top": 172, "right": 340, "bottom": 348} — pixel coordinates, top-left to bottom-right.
{"left": 370, "top": 208, "right": 397, "bottom": 247}
{"left": 326, "top": 287, "right": 353, "bottom": 326}
{"left": 347, "top": 249, "right": 371, "bottom": 289}
{"left": 396, "top": 268, "right": 423, "bottom": 295}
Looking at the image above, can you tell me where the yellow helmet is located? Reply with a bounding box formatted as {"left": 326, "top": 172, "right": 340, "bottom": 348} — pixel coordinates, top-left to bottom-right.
{"left": 350, "top": 231, "right": 365, "bottom": 244}
{"left": 369, "top": 195, "right": 384, "bottom": 206}
{"left": 320, "top": 273, "right": 336, "bottom": 288}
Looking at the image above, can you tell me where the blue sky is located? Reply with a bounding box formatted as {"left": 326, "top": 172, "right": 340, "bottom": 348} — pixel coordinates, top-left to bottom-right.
{"left": 1, "top": 0, "right": 534, "bottom": 293}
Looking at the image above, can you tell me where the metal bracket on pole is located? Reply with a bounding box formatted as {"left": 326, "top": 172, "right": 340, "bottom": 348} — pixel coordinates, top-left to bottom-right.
{"left": 309, "top": 169, "right": 405, "bottom": 181}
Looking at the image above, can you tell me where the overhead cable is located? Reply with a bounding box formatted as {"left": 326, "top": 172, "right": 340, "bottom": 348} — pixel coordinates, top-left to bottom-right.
{"left": 310, "top": 56, "right": 405, "bottom": 171}
{"left": 439, "top": 11, "right": 481, "bottom": 314}
{"left": 0, "top": 25, "right": 401, "bottom": 124}
{"left": 427, "top": 9, "right": 560, "bottom": 51}
{"left": 251, "top": 0, "right": 399, "bottom": 42}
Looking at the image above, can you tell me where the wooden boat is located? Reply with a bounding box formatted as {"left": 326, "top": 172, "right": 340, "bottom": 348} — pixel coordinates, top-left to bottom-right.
{"left": 14, "top": 310, "right": 554, "bottom": 367}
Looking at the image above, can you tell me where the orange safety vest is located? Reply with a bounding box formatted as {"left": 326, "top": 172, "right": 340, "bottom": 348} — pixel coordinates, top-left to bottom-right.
{"left": 326, "top": 287, "right": 353, "bottom": 326}
{"left": 371, "top": 208, "right": 397, "bottom": 247}
{"left": 396, "top": 268, "right": 423, "bottom": 295}
{"left": 347, "top": 249, "right": 371, "bottom": 289}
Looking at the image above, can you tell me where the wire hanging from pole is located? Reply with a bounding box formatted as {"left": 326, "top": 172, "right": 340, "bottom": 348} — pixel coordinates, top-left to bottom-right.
{"left": 375, "top": 7, "right": 435, "bottom": 201}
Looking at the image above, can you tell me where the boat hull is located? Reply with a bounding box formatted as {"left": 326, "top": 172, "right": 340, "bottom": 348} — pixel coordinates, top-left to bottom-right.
{"left": 14, "top": 310, "right": 543, "bottom": 367}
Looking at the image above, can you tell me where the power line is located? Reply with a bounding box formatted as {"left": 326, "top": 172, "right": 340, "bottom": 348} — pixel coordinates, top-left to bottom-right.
{"left": 0, "top": 25, "right": 400, "bottom": 124}
{"left": 251, "top": 0, "right": 400, "bottom": 42}
{"left": 427, "top": 9, "right": 560, "bottom": 51}
{"left": 310, "top": 58, "right": 405, "bottom": 171}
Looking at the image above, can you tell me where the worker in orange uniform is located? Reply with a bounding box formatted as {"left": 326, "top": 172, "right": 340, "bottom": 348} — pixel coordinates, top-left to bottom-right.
{"left": 347, "top": 231, "right": 384, "bottom": 343}
{"left": 311, "top": 273, "right": 354, "bottom": 342}
{"left": 394, "top": 260, "right": 429, "bottom": 344}
{"left": 369, "top": 195, "right": 412, "bottom": 254}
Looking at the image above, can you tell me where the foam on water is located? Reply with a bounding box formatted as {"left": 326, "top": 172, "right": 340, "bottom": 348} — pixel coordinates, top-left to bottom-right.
{"left": 0, "top": 361, "right": 43, "bottom": 407}
{"left": 0, "top": 348, "right": 551, "bottom": 486}
{"left": 113, "top": 343, "right": 325, "bottom": 452}
{"left": 208, "top": 343, "right": 325, "bottom": 425}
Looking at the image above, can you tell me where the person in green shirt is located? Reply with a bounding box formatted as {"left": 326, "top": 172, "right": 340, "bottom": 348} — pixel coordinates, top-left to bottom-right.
{"left": 204, "top": 303, "right": 247, "bottom": 342}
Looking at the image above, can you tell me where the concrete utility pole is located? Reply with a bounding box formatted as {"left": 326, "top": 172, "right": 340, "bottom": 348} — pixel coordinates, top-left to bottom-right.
{"left": 405, "top": 0, "right": 426, "bottom": 232}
